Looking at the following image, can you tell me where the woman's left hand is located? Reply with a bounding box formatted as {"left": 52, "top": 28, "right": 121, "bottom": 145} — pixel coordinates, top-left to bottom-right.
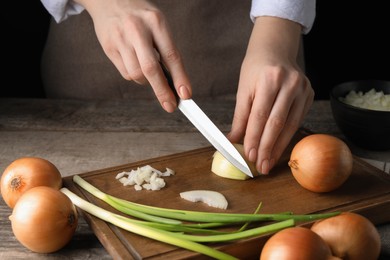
{"left": 228, "top": 17, "right": 314, "bottom": 174}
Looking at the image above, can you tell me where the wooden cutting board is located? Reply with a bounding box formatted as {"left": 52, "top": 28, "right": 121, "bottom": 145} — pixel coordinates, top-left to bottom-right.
{"left": 62, "top": 129, "right": 390, "bottom": 259}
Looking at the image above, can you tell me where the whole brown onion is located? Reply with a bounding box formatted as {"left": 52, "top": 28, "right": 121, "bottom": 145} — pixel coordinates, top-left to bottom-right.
{"left": 288, "top": 134, "right": 353, "bottom": 192}
{"left": 9, "top": 186, "right": 78, "bottom": 253}
{"left": 1, "top": 157, "right": 62, "bottom": 208}
{"left": 260, "top": 226, "right": 339, "bottom": 260}
{"left": 311, "top": 212, "right": 381, "bottom": 260}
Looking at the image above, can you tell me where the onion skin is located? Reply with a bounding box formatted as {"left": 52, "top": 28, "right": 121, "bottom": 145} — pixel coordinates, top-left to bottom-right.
{"left": 9, "top": 186, "right": 78, "bottom": 253}
{"left": 311, "top": 212, "right": 381, "bottom": 260}
{"left": 211, "top": 143, "right": 257, "bottom": 180}
{"left": 1, "top": 157, "right": 62, "bottom": 208}
{"left": 288, "top": 134, "right": 353, "bottom": 193}
{"left": 260, "top": 227, "right": 338, "bottom": 260}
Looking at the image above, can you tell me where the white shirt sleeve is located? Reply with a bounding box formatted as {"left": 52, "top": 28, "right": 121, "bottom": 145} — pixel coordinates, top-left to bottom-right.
{"left": 40, "top": 0, "right": 85, "bottom": 23}
{"left": 250, "top": 0, "right": 316, "bottom": 34}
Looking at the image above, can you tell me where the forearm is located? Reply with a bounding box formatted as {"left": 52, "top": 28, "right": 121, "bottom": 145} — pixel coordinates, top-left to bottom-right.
{"left": 247, "top": 16, "right": 302, "bottom": 63}
{"left": 251, "top": 0, "right": 316, "bottom": 34}
{"left": 72, "top": 0, "right": 116, "bottom": 19}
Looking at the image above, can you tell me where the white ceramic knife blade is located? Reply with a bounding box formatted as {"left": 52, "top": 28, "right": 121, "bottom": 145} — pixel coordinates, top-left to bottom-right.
{"left": 178, "top": 99, "right": 253, "bottom": 178}
{"left": 160, "top": 61, "right": 253, "bottom": 178}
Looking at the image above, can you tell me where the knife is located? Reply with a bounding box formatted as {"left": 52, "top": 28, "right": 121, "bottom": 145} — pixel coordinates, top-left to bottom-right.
{"left": 160, "top": 63, "right": 253, "bottom": 178}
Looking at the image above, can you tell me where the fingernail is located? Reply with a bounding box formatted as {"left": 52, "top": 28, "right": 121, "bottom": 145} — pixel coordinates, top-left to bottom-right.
{"left": 248, "top": 148, "right": 257, "bottom": 162}
{"left": 163, "top": 101, "right": 176, "bottom": 113}
{"left": 179, "top": 85, "right": 191, "bottom": 99}
{"left": 261, "top": 159, "right": 270, "bottom": 175}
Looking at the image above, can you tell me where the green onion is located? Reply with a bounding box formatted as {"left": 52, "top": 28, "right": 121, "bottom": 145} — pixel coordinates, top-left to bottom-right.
{"left": 173, "top": 219, "right": 294, "bottom": 242}
{"left": 61, "top": 188, "right": 237, "bottom": 260}
{"left": 73, "top": 175, "right": 339, "bottom": 224}
{"left": 61, "top": 187, "right": 294, "bottom": 259}
{"left": 67, "top": 175, "right": 340, "bottom": 259}
{"left": 237, "top": 202, "right": 263, "bottom": 232}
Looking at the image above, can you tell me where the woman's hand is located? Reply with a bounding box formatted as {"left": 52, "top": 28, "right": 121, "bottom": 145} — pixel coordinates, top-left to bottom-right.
{"left": 229, "top": 16, "right": 314, "bottom": 174}
{"left": 75, "top": 0, "right": 192, "bottom": 112}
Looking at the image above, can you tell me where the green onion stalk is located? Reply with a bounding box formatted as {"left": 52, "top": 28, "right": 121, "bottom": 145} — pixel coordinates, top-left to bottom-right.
{"left": 73, "top": 175, "right": 339, "bottom": 224}
{"left": 61, "top": 188, "right": 239, "bottom": 260}
{"left": 65, "top": 175, "right": 340, "bottom": 259}
{"left": 61, "top": 187, "right": 294, "bottom": 259}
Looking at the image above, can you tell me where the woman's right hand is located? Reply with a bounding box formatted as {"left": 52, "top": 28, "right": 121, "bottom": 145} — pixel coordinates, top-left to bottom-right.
{"left": 75, "top": 0, "right": 192, "bottom": 112}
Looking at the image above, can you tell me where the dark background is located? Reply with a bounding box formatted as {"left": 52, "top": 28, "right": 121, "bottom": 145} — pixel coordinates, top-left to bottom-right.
{"left": 2, "top": 2, "right": 50, "bottom": 98}
{"left": 2, "top": 1, "right": 389, "bottom": 99}
{"left": 303, "top": 1, "right": 390, "bottom": 99}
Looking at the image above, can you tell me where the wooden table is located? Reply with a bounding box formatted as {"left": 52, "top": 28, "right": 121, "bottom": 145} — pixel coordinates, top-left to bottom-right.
{"left": 1, "top": 98, "right": 389, "bottom": 259}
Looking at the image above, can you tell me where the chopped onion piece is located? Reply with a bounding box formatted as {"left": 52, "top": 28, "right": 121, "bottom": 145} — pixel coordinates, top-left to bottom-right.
{"left": 115, "top": 165, "right": 175, "bottom": 191}
{"left": 340, "top": 88, "right": 390, "bottom": 111}
{"left": 180, "top": 190, "right": 228, "bottom": 210}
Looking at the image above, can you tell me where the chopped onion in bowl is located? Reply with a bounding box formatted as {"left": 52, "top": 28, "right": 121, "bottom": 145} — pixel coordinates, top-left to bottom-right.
{"left": 115, "top": 165, "right": 175, "bottom": 191}
{"left": 339, "top": 88, "right": 390, "bottom": 111}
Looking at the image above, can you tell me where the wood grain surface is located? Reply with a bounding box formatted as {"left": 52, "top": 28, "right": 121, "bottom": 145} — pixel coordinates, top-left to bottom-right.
{"left": 1, "top": 98, "right": 389, "bottom": 259}
{"left": 63, "top": 129, "right": 390, "bottom": 259}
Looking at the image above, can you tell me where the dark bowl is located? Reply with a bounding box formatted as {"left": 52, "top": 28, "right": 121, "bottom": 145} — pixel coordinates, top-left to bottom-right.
{"left": 330, "top": 80, "right": 390, "bottom": 151}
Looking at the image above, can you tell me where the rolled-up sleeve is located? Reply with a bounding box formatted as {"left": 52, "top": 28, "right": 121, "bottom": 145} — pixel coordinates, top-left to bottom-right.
{"left": 40, "top": 0, "right": 85, "bottom": 23}
{"left": 250, "top": 0, "right": 316, "bottom": 34}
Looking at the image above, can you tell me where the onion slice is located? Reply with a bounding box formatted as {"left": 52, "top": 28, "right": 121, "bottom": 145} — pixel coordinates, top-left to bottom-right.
{"left": 180, "top": 190, "right": 228, "bottom": 210}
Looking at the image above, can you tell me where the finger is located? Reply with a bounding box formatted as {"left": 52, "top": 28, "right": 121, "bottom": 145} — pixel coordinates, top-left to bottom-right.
{"left": 269, "top": 95, "right": 309, "bottom": 169}
{"left": 105, "top": 48, "right": 134, "bottom": 81}
{"left": 242, "top": 77, "right": 280, "bottom": 164}
{"left": 270, "top": 78, "right": 314, "bottom": 168}
{"left": 141, "top": 56, "right": 177, "bottom": 112}
{"left": 243, "top": 92, "right": 275, "bottom": 164}
{"left": 255, "top": 80, "right": 300, "bottom": 174}
{"left": 257, "top": 77, "right": 313, "bottom": 174}
{"left": 151, "top": 18, "right": 192, "bottom": 99}
{"left": 160, "top": 51, "right": 192, "bottom": 99}
{"left": 99, "top": 23, "right": 144, "bottom": 85}
{"left": 135, "top": 12, "right": 180, "bottom": 112}
{"left": 300, "top": 78, "right": 315, "bottom": 118}
{"left": 229, "top": 87, "right": 252, "bottom": 145}
{"left": 119, "top": 44, "right": 148, "bottom": 85}
{"left": 131, "top": 25, "right": 177, "bottom": 112}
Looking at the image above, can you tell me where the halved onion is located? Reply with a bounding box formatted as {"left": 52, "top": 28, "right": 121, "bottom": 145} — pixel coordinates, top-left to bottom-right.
{"left": 211, "top": 143, "right": 257, "bottom": 180}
